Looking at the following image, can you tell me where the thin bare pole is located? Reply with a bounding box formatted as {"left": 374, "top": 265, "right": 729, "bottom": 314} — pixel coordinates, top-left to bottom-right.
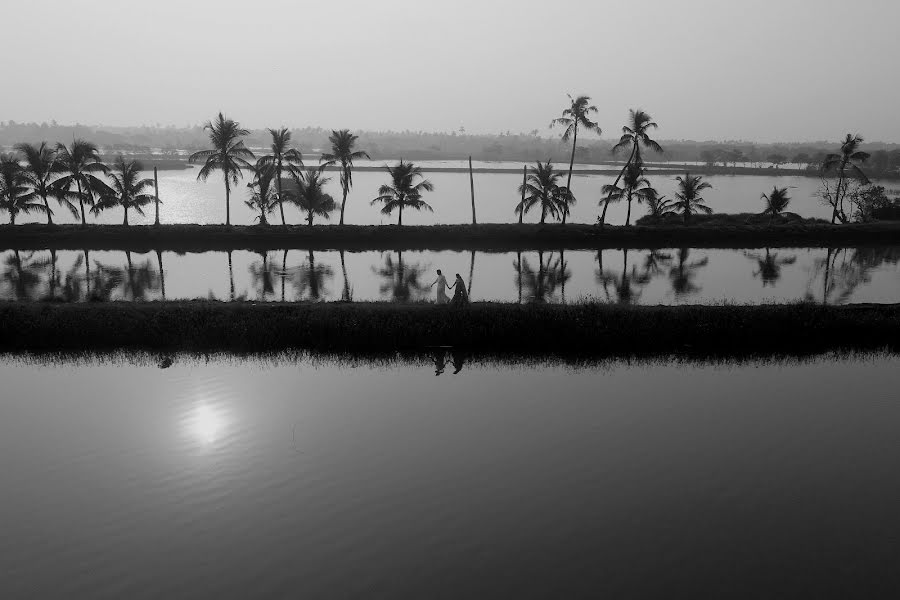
{"left": 154, "top": 167, "right": 160, "bottom": 226}
{"left": 518, "top": 165, "right": 527, "bottom": 224}
{"left": 469, "top": 156, "right": 476, "bottom": 225}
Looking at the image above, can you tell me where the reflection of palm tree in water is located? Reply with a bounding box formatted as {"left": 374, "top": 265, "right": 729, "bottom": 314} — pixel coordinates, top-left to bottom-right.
{"left": 340, "top": 250, "right": 353, "bottom": 301}
{"left": 744, "top": 248, "right": 796, "bottom": 287}
{"left": 595, "top": 249, "right": 650, "bottom": 304}
{"left": 668, "top": 248, "right": 709, "bottom": 298}
{"left": 517, "top": 250, "right": 571, "bottom": 303}
{"left": 1, "top": 250, "right": 43, "bottom": 301}
{"left": 805, "top": 247, "right": 895, "bottom": 305}
{"left": 249, "top": 251, "right": 278, "bottom": 300}
{"left": 373, "top": 251, "right": 428, "bottom": 302}
{"left": 293, "top": 250, "right": 334, "bottom": 301}
{"left": 122, "top": 252, "right": 160, "bottom": 300}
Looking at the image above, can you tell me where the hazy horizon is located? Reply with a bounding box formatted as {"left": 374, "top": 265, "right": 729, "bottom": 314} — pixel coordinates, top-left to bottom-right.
{"left": 4, "top": 0, "right": 900, "bottom": 143}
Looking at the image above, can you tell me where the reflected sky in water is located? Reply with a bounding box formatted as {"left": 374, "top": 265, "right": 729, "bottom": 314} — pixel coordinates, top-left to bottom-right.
{"left": 3, "top": 246, "right": 900, "bottom": 305}
{"left": 1, "top": 352, "right": 899, "bottom": 597}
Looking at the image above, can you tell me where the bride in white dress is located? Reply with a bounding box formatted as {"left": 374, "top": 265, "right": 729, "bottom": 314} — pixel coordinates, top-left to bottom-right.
{"left": 430, "top": 269, "right": 450, "bottom": 304}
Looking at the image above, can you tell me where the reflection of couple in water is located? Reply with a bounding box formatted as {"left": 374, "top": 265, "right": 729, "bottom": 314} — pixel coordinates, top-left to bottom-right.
{"left": 431, "top": 347, "right": 465, "bottom": 375}
{"left": 429, "top": 269, "right": 468, "bottom": 306}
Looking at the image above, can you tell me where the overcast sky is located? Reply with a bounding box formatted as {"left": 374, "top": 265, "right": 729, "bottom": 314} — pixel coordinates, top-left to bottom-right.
{"left": 4, "top": 0, "right": 899, "bottom": 142}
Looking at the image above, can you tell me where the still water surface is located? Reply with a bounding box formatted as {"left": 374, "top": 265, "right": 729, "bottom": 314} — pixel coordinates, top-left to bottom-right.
{"left": 1, "top": 353, "right": 898, "bottom": 597}
{"left": 11, "top": 162, "right": 887, "bottom": 226}
{"left": 3, "top": 246, "right": 900, "bottom": 304}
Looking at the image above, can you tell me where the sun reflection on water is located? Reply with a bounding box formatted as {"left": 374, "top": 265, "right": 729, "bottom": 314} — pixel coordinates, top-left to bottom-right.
{"left": 184, "top": 403, "right": 229, "bottom": 447}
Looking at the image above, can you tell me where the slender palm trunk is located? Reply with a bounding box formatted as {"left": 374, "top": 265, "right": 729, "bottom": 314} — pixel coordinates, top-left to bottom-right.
{"left": 563, "top": 127, "right": 577, "bottom": 225}
{"left": 469, "top": 156, "right": 477, "bottom": 225}
{"left": 560, "top": 248, "right": 566, "bottom": 304}
{"left": 601, "top": 144, "right": 638, "bottom": 226}
{"left": 154, "top": 167, "right": 160, "bottom": 226}
{"left": 468, "top": 250, "right": 475, "bottom": 298}
{"left": 126, "top": 251, "right": 134, "bottom": 300}
{"left": 84, "top": 249, "right": 91, "bottom": 299}
{"left": 225, "top": 177, "right": 231, "bottom": 226}
{"left": 307, "top": 210, "right": 313, "bottom": 227}
{"left": 626, "top": 189, "right": 633, "bottom": 226}
{"left": 123, "top": 207, "right": 129, "bottom": 226}
{"left": 10, "top": 212, "right": 15, "bottom": 225}
{"left": 516, "top": 251, "right": 522, "bottom": 303}
{"left": 42, "top": 192, "right": 52, "bottom": 224}
{"left": 823, "top": 248, "right": 833, "bottom": 304}
{"left": 307, "top": 250, "right": 318, "bottom": 299}
{"left": 277, "top": 158, "right": 286, "bottom": 226}
{"left": 77, "top": 179, "right": 86, "bottom": 226}
{"left": 540, "top": 199, "right": 546, "bottom": 224}
{"left": 340, "top": 179, "right": 349, "bottom": 225}
{"left": 399, "top": 204, "right": 403, "bottom": 226}
{"left": 281, "top": 250, "right": 288, "bottom": 302}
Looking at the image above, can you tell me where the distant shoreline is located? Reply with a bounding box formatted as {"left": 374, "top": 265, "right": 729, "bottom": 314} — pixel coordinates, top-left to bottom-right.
{"left": 2, "top": 221, "right": 900, "bottom": 252}
{"left": 2, "top": 301, "right": 899, "bottom": 358}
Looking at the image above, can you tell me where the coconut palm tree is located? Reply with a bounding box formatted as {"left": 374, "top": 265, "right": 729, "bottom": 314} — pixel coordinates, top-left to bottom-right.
{"left": 600, "top": 163, "right": 658, "bottom": 226}
{"left": 821, "top": 134, "right": 870, "bottom": 224}
{"left": 601, "top": 109, "right": 663, "bottom": 224}
{"left": 1, "top": 154, "right": 49, "bottom": 225}
{"left": 550, "top": 94, "right": 601, "bottom": 224}
{"left": 673, "top": 173, "right": 713, "bottom": 224}
{"left": 188, "top": 112, "right": 255, "bottom": 226}
{"left": 644, "top": 194, "right": 676, "bottom": 222}
{"left": 761, "top": 186, "right": 791, "bottom": 224}
{"left": 291, "top": 166, "right": 337, "bottom": 226}
{"left": 15, "top": 142, "right": 60, "bottom": 224}
{"left": 54, "top": 139, "right": 110, "bottom": 225}
{"left": 245, "top": 160, "right": 279, "bottom": 225}
{"left": 371, "top": 161, "right": 434, "bottom": 226}
{"left": 91, "top": 156, "right": 156, "bottom": 225}
{"left": 321, "top": 129, "right": 370, "bottom": 225}
{"left": 257, "top": 127, "right": 303, "bottom": 225}
{"left": 515, "top": 161, "right": 569, "bottom": 224}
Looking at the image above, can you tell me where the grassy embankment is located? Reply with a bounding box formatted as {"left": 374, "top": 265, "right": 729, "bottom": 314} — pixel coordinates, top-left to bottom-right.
{"left": 2, "top": 301, "right": 899, "bottom": 358}
{"left": 2, "top": 216, "right": 900, "bottom": 252}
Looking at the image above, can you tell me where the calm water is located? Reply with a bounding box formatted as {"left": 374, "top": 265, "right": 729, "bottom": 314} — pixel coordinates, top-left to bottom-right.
{"left": 1, "top": 353, "right": 899, "bottom": 597}
{"left": 3, "top": 246, "right": 900, "bottom": 305}
{"left": 9, "top": 160, "right": 885, "bottom": 226}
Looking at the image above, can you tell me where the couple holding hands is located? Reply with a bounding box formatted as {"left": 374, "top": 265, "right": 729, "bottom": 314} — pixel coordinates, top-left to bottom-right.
{"left": 430, "top": 270, "right": 468, "bottom": 306}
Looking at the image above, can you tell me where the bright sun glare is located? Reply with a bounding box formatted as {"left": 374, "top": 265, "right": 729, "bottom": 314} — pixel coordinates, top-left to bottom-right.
{"left": 186, "top": 404, "right": 227, "bottom": 446}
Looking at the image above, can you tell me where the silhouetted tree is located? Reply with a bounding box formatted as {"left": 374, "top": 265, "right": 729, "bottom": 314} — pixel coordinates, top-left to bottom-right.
{"left": 1, "top": 154, "right": 48, "bottom": 224}
{"left": 668, "top": 248, "right": 709, "bottom": 297}
{"left": 372, "top": 251, "right": 427, "bottom": 302}
{"left": 601, "top": 109, "right": 663, "bottom": 224}
{"left": 189, "top": 113, "right": 255, "bottom": 225}
{"left": 321, "top": 129, "right": 370, "bottom": 225}
{"left": 601, "top": 163, "right": 658, "bottom": 226}
{"left": 53, "top": 139, "right": 110, "bottom": 225}
{"left": 249, "top": 251, "right": 278, "bottom": 299}
{"left": 91, "top": 156, "right": 156, "bottom": 225}
{"left": 258, "top": 127, "right": 303, "bottom": 225}
{"left": 673, "top": 173, "right": 713, "bottom": 224}
{"left": 516, "top": 161, "right": 568, "bottom": 224}
{"left": 245, "top": 159, "right": 279, "bottom": 225}
{"left": 371, "top": 161, "right": 434, "bottom": 226}
{"left": 293, "top": 250, "right": 334, "bottom": 301}
{"left": 821, "top": 134, "right": 870, "bottom": 223}
{"left": 550, "top": 95, "right": 600, "bottom": 224}
{"left": 643, "top": 194, "right": 676, "bottom": 222}
{"left": 761, "top": 186, "right": 791, "bottom": 224}
{"left": 15, "top": 142, "right": 60, "bottom": 224}
{"left": 291, "top": 166, "right": 337, "bottom": 226}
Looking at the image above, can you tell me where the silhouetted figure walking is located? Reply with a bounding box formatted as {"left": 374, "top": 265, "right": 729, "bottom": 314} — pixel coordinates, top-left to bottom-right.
{"left": 449, "top": 273, "right": 468, "bottom": 307}
{"left": 430, "top": 269, "right": 449, "bottom": 304}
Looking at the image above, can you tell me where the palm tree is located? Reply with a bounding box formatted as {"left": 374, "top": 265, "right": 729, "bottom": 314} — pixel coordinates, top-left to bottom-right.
{"left": 600, "top": 163, "right": 658, "bottom": 226}
{"left": 600, "top": 109, "right": 663, "bottom": 224}
{"left": 15, "top": 142, "right": 60, "bottom": 224}
{"left": 54, "top": 139, "right": 110, "bottom": 225}
{"left": 291, "top": 166, "right": 337, "bottom": 226}
{"left": 249, "top": 251, "right": 278, "bottom": 299}
{"left": 644, "top": 194, "right": 676, "bottom": 222}
{"left": 821, "top": 134, "right": 870, "bottom": 224}
{"left": 91, "top": 156, "right": 156, "bottom": 225}
{"left": 550, "top": 94, "right": 601, "bottom": 224}
{"left": 257, "top": 127, "right": 303, "bottom": 225}
{"left": 518, "top": 251, "right": 570, "bottom": 303}
{"left": 245, "top": 159, "right": 279, "bottom": 225}
{"left": 371, "top": 161, "right": 434, "bottom": 226}
{"left": 515, "top": 161, "right": 569, "bottom": 224}
{"left": 293, "top": 250, "right": 334, "bottom": 301}
{"left": 321, "top": 129, "right": 370, "bottom": 225}
{"left": 673, "top": 173, "right": 713, "bottom": 224}
{"left": 595, "top": 249, "right": 649, "bottom": 305}
{"left": 1, "top": 154, "right": 48, "bottom": 225}
{"left": 188, "top": 112, "right": 255, "bottom": 225}
{"left": 761, "top": 186, "right": 791, "bottom": 224}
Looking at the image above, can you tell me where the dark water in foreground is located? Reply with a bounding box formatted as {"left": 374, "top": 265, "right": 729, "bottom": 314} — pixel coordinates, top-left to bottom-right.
{"left": 1, "top": 353, "right": 899, "bottom": 597}
{"left": 3, "top": 245, "right": 900, "bottom": 305}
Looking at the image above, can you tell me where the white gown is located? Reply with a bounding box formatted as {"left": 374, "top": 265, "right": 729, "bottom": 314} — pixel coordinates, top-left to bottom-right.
{"left": 435, "top": 276, "right": 449, "bottom": 304}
